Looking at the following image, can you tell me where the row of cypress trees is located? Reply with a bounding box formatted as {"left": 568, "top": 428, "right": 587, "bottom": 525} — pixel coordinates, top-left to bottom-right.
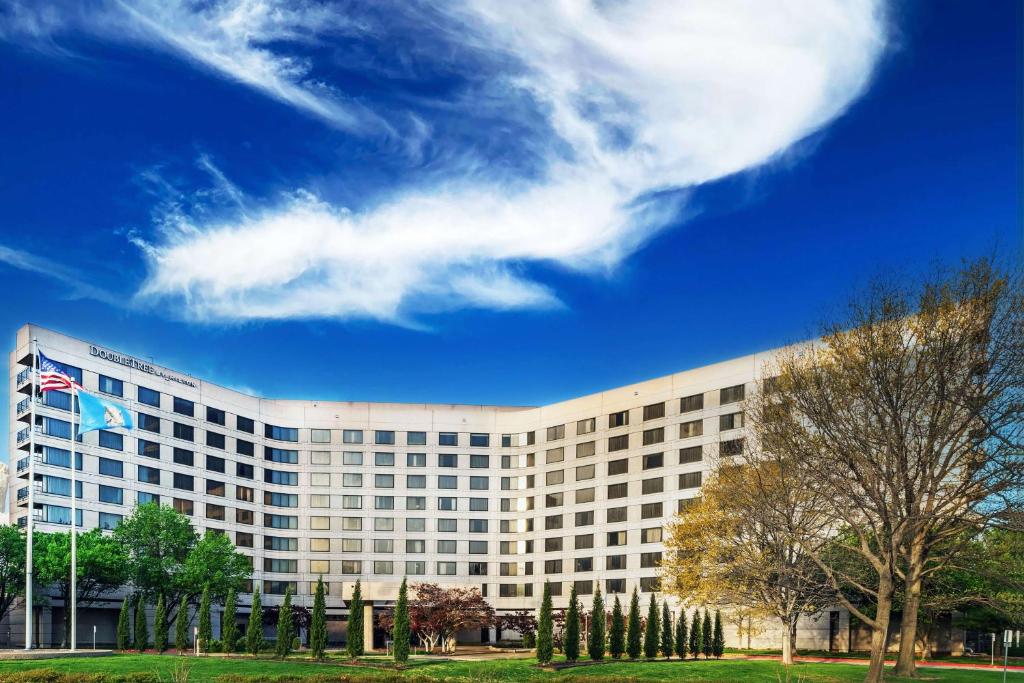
{"left": 535, "top": 582, "right": 725, "bottom": 665}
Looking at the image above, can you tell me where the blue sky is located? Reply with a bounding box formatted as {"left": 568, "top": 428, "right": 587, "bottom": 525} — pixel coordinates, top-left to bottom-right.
{"left": 0, "top": 0, "right": 1020, "bottom": 420}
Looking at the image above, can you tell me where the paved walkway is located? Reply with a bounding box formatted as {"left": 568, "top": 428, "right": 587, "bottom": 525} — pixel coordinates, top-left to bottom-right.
{"left": 0, "top": 649, "right": 113, "bottom": 660}
{"left": 734, "top": 653, "right": 1024, "bottom": 673}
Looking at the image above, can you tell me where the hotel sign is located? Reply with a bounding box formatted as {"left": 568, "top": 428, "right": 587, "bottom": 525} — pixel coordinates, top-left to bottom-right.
{"left": 89, "top": 345, "right": 197, "bottom": 388}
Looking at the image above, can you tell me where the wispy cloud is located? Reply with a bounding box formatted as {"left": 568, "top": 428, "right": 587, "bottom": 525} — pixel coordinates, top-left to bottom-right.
{"left": 0, "top": 245, "right": 119, "bottom": 306}
{"left": 2, "top": 0, "right": 888, "bottom": 325}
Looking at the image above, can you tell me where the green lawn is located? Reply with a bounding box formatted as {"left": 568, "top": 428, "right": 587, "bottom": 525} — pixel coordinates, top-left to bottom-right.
{"left": 0, "top": 653, "right": 1012, "bottom": 683}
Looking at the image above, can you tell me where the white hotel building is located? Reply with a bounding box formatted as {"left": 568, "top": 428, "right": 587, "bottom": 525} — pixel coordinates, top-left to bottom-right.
{"left": 6, "top": 323, "right": 850, "bottom": 650}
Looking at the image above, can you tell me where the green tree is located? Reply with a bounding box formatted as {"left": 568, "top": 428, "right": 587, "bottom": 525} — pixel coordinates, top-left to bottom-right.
{"left": 34, "top": 529, "right": 129, "bottom": 646}
{"left": 588, "top": 587, "right": 605, "bottom": 661}
{"left": 222, "top": 590, "right": 238, "bottom": 653}
{"left": 310, "top": 577, "right": 327, "bottom": 660}
{"left": 701, "top": 609, "right": 713, "bottom": 658}
{"left": 608, "top": 595, "right": 625, "bottom": 659}
{"left": 153, "top": 594, "right": 167, "bottom": 653}
{"left": 246, "top": 586, "right": 264, "bottom": 656}
{"left": 134, "top": 594, "right": 149, "bottom": 652}
{"left": 536, "top": 581, "right": 554, "bottom": 664}
{"left": 198, "top": 585, "right": 212, "bottom": 653}
{"left": 660, "top": 600, "right": 673, "bottom": 658}
{"left": 674, "top": 610, "right": 688, "bottom": 659}
{"left": 712, "top": 609, "right": 725, "bottom": 658}
{"left": 626, "top": 587, "right": 642, "bottom": 659}
{"left": 347, "top": 578, "right": 364, "bottom": 658}
{"left": 564, "top": 583, "right": 580, "bottom": 662}
{"left": 174, "top": 597, "right": 189, "bottom": 653}
{"left": 0, "top": 526, "right": 26, "bottom": 628}
{"left": 643, "top": 593, "right": 659, "bottom": 658}
{"left": 275, "top": 585, "right": 294, "bottom": 658}
{"left": 392, "top": 578, "right": 410, "bottom": 664}
{"left": 688, "top": 609, "right": 702, "bottom": 659}
{"left": 116, "top": 596, "right": 131, "bottom": 651}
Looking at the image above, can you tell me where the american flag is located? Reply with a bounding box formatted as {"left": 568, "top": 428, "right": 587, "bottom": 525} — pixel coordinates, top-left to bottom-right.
{"left": 38, "top": 350, "right": 81, "bottom": 392}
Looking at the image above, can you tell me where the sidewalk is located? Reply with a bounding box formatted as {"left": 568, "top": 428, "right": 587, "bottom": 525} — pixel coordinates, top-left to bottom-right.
{"left": 734, "top": 653, "right": 1024, "bottom": 673}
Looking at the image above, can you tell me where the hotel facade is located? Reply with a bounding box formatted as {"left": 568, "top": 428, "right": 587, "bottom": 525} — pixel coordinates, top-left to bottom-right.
{"left": 7, "top": 323, "right": 854, "bottom": 650}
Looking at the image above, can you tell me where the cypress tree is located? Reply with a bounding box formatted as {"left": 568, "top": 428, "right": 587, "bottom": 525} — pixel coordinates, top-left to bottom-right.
{"left": 588, "top": 587, "right": 605, "bottom": 661}
{"left": 275, "top": 585, "right": 294, "bottom": 658}
{"left": 198, "top": 585, "right": 212, "bottom": 653}
{"left": 688, "top": 609, "right": 702, "bottom": 659}
{"left": 625, "top": 587, "right": 642, "bottom": 659}
{"left": 246, "top": 586, "right": 264, "bottom": 657}
{"left": 310, "top": 577, "right": 327, "bottom": 660}
{"left": 134, "top": 595, "right": 149, "bottom": 652}
{"left": 674, "top": 610, "right": 688, "bottom": 659}
{"left": 712, "top": 609, "right": 725, "bottom": 659}
{"left": 660, "top": 600, "right": 673, "bottom": 658}
{"left": 643, "top": 593, "right": 659, "bottom": 659}
{"left": 702, "top": 609, "right": 713, "bottom": 659}
{"left": 347, "top": 579, "right": 364, "bottom": 658}
{"left": 536, "top": 581, "right": 554, "bottom": 664}
{"left": 392, "top": 578, "right": 410, "bottom": 664}
{"left": 153, "top": 594, "right": 167, "bottom": 653}
{"left": 222, "top": 591, "right": 238, "bottom": 654}
{"left": 116, "top": 596, "right": 131, "bottom": 651}
{"left": 608, "top": 594, "right": 624, "bottom": 659}
{"left": 564, "top": 583, "right": 580, "bottom": 662}
{"left": 175, "top": 597, "right": 189, "bottom": 653}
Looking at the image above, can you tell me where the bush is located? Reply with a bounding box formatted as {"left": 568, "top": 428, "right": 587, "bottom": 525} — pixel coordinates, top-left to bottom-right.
{"left": 207, "top": 639, "right": 223, "bottom": 653}
{"left": 523, "top": 631, "right": 536, "bottom": 648}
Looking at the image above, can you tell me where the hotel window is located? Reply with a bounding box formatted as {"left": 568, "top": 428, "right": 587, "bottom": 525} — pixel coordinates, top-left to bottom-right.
{"left": 235, "top": 463, "right": 253, "bottom": 480}
{"left": 500, "top": 562, "right": 519, "bottom": 577}
{"left": 470, "top": 454, "right": 489, "bottom": 469}
{"left": 264, "top": 514, "right": 298, "bottom": 529}
{"left": 607, "top": 482, "right": 628, "bottom": 499}
{"left": 546, "top": 424, "right": 564, "bottom": 441}
{"left": 341, "top": 516, "right": 361, "bottom": 531}
{"left": 548, "top": 582, "right": 563, "bottom": 597}
{"left": 545, "top": 537, "right": 563, "bottom": 553}
{"left": 606, "top": 578, "right": 626, "bottom": 594}
{"left": 99, "top": 485, "right": 123, "bottom": 505}
{"left": 309, "top": 559, "right": 330, "bottom": 574}
{"left": 407, "top": 475, "right": 427, "bottom": 489}
{"left": 436, "top": 539, "right": 456, "bottom": 554}
{"left": 721, "top": 384, "right": 745, "bottom": 404}
{"left": 311, "top": 472, "right": 330, "bottom": 487}
{"left": 608, "top": 435, "right": 629, "bottom": 452}
{"left": 642, "top": 427, "right": 664, "bottom": 446}
{"left": 173, "top": 422, "right": 194, "bottom": 442}
{"left": 375, "top": 474, "right": 394, "bottom": 488}
{"left": 137, "top": 386, "right": 160, "bottom": 407}
{"left": 265, "top": 447, "right": 298, "bottom": 464}
{"left": 720, "top": 412, "right": 745, "bottom": 430}
{"left": 643, "top": 453, "right": 664, "bottom": 471}
{"left": 407, "top": 452, "right": 427, "bottom": 468}
{"left": 545, "top": 470, "right": 564, "bottom": 486}
{"left": 206, "top": 504, "right": 225, "bottom": 521}
{"left": 310, "top": 428, "right": 331, "bottom": 444}
{"left": 574, "top": 580, "right": 593, "bottom": 596}
{"left": 576, "top": 417, "right": 596, "bottom": 435}
{"left": 237, "top": 439, "right": 254, "bottom": 457}
{"left": 406, "top": 561, "right": 426, "bottom": 575}
{"left": 343, "top": 429, "right": 363, "bottom": 444}
{"left": 469, "top": 541, "right": 488, "bottom": 554}
{"left": 575, "top": 510, "right": 594, "bottom": 527}
{"left": 575, "top": 487, "right": 595, "bottom": 504}
{"left": 641, "top": 527, "right": 664, "bottom": 543}
{"left": 679, "top": 446, "right": 703, "bottom": 464}
{"left": 576, "top": 464, "right": 595, "bottom": 481}
{"left": 575, "top": 534, "right": 594, "bottom": 550}
{"left": 643, "top": 402, "right": 665, "bottom": 421}
{"left": 641, "top": 551, "right": 663, "bottom": 568}
{"left": 98, "top": 430, "right": 123, "bottom": 451}
{"left": 469, "top": 498, "right": 488, "bottom": 511}
{"left": 205, "top": 406, "right": 225, "bottom": 425}
{"left": 680, "top": 393, "right": 704, "bottom": 413}
{"left": 342, "top": 538, "right": 363, "bottom": 553}
{"left": 640, "top": 576, "right": 662, "bottom": 593}
{"left": 642, "top": 477, "right": 664, "bottom": 495}
{"left": 99, "top": 512, "right": 124, "bottom": 530}
{"left": 438, "top": 453, "right": 458, "bottom": 468}
{"left": 575, "top": 557, "right": 593, "bottom": 572}
{"left": 236, "top": 486, "right": 254, "bottom": 502}
{"left": 438, "top": 496, "right": 456, "bottom": 511}
{"left": 375, "top": 517, "right": 395, "bottom": 532}
{"left": 173, "top": 473, "right": 194, "bottom": 491}
{"left": 407, "top": 431, "right": 427, "bottom": 446}
{"left": 137, "top": 439, "right": 160, "bottom": 459}
{"left": 138, "top": 413, "right": 160, "bottom": 434}
{"left": 311, "top": 451, "right": 331, "bottom": 465}
{"left": 343, "top": 473, "right": 363, "bottom": 487}
{"left": 576, "top": 441, "right": 596, "bottom": 458}
{"left": 679, "top": 471, "right": 703, "bottom": 489}
{"left": 608, "top": 410, "right": 629, "bottom": 428}
{"left": 264, "top": 580, "right": 298, "bottom": 595}
{"left": 678, "top": 497, "right": 699, "bottom": 513}
{"left": 265, "top": 536, "right": 298, "bottom": 551}
{"left": 172, "top": 397, "right": 194, "bottom": 417}
{"left": 721, "top": 438, "right": 745, "bottom": 456}
{"left": 545, "top": 448, "right": 564, "bottom": 464}
{"left": 236, "top": 532, "right": 253, "bottom": 548}
{"left": 468, "top": 562, "right": 488, "bottom": 576}
{"left": 236, "top": 415, "right": 255, "bottom": 433}
{"left": 206, "top": 479, "right": 226, "bottom": 497}
{"left": 138, "top": 465, "right": 160, "bottom": 485}
{"left": 374, "top": 561, "right": 393, "bottom": 575}
{"left": 545, "top": 514, "right": 563, "bottom": 531}
{"left": 641, "top": 501, "right": 664, "bottom": 519}
{"left": 406, "top": 518, "right": 426, "bottom": 533}
{"left": 439, "top": 432, "right": 458, "bottom": 446}
{"left": 470, "top": 433, "right": 489, "bottom": 447}
{"left": 374, "top": 539, "right": 394, "bottom": 553}
{"left": 545, "top": 492, "right": 563, "bottom": 508}
{"left": 406, "top": 496, "right": 426, "bottom": 510}
{"left": 608, "top": 458, "right": 628, "bottom": 476}
{"left": 98, "top": 375, "right": 123, "bottom": 397}
{"left": 264, "top": 492, "right": 298, "bottom": 507}
{"left": 437, "top": 561, "right": 457, "bottom": 576}
{"left": 469, "top": 519, "right": 488, "bottom": 533}
{"left": 375, "top": 430, "right": 395, "bottom": 445}
{"left": 341, "top": 561, "right": 362, "bottom": 575}
{"left": 98, "top": 457, "right": 123, "bottom": 478}
{"left": 236, "top": 509, "right": 254, "bottom": 525}
{"left": 375, "top": 452, "right": 395, "bottom": 466}
{"left": 606, "top": 554, "right": 627, "bottom": 570}
{"left": 438, "top": 475, "right": 457, "bottom": 490}
{"left": 265, "top": 470, "right": 298, "bottom": 486}
{"left": 680, "top": 420, "right": 703, "bottom": 438}
{"left": 375, "top": 496, "right": 394, "bottom": 510}
{"left": 405, "top": 540, "right": 426, "bottom": 554}
{"left": 265, "top": 424, "right": 299, "bottom": 442}
{"left": 206, "top": 454, "right": 225, "bottom": 473}
{"left": 342, "top": 495, "right": 362, "bottom": 509}
{"left": 173, "top": 498, "right": 193, "bottom": 516}
{"left": 470, "top": 476, "right": 489, "bottom": 490}
{"left": 342, "top": 451, "right": 362, "bottom": 466}
{"left": 438, "top": 519, "right": 458, "bottom": 532}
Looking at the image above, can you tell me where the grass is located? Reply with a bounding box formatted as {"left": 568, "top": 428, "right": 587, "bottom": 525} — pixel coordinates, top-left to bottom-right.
{"left": 725, "top": 647, "right": 1024, "bottom": 667}
{"left": 0, "top": 653, "right": 1012, "bottom": 683}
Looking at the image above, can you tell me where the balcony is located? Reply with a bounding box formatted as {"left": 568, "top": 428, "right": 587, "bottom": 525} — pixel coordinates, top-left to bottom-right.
{"left": 16, "top": 367, "right": 34, "bottom": 395}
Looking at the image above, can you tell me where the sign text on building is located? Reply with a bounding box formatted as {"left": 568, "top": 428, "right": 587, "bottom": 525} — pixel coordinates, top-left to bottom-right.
{"left": 89, "top": 345, "right": 197, "bottom": 388}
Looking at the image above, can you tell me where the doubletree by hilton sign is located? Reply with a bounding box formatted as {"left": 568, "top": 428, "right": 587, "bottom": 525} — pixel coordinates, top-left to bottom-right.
{"left": 89, "top": 345, "right": 197, "bottom": 388}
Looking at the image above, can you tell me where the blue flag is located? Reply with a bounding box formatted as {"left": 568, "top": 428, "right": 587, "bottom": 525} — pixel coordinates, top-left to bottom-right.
{"left": 77, "top": 389, "right": 134, "bottom": 433}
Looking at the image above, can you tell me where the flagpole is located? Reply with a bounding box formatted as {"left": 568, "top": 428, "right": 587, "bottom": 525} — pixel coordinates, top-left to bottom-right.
{"left": 25, "top": 337, "right": 37, "bottom": 650}
{"left": 70, "top": 383, "right": 77, "bottom": 652}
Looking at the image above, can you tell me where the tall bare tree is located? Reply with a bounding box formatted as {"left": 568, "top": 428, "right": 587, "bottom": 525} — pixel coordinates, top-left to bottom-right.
{"left": 747, "top": 257, "right": 1024, "bottom": 682}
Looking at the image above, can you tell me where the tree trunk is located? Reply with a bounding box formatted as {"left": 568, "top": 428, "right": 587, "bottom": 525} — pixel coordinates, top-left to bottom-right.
{"left": 747, "top": 616, "right": 751, "bottom": 650}
{"left": 781, "top": 618, "right": 794, "bottom": 666}
{"left": 864, "top": 578, "right": 894, "bottom": 683}
{"left": 894, "top": 562, "right": 923, "bottom": 677}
